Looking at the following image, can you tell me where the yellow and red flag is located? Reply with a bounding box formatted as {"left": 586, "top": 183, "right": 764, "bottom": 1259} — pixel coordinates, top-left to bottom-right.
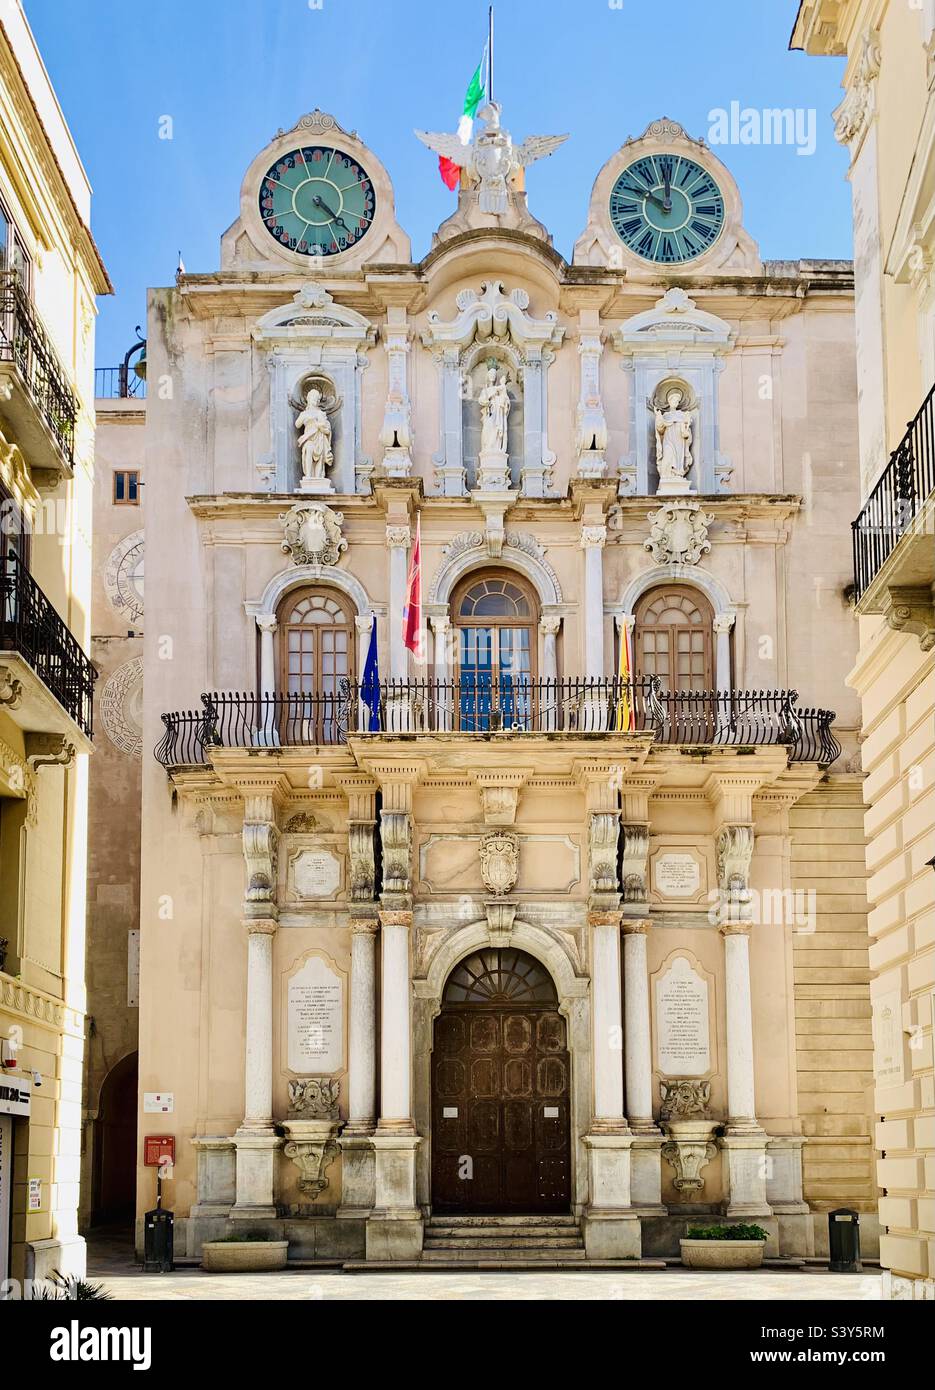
{"left": 615, "top": 619, "right": 634, "bottom": 732}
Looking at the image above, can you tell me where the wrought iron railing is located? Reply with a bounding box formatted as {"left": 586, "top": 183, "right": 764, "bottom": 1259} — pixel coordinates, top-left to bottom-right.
{"left": 94, "top": 366, "right": 146, "bottom": 400}
{"left": 155, "top": 679, "right": 839, "bottom": 769}
{"left": 0, "top": 271, "right": 78, "bottom": 465}
{"left": 0, "top": 552, "right": 95, "bottom": 737}
{"left": 853, "top": 381, "right": 935, "bottom": 599}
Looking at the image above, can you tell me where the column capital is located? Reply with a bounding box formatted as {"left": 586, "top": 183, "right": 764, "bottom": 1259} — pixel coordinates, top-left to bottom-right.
{"left": 621, "top": 917, "right": 652, "bottom": 935}
{"left": 588, "top": 909, "right": 623, "bottom": 929}
{"left": 378, "top": 908, "right": 413, "bottom": 930}
{"left": 355, "top": 612, "right": 374, "bottom": 635}
{"left": 718, "top": 919, "right": 752, "bottom": 938}
{"left": 350, "top": 915, "right": 380, "bottom": 936}
{"left": 539, "top": 614, "right": 562, "bottom": 637}
{"left": 580, "top": 523, "right": 607, "bottom": 549}
{"left": 429, "top": 613, "right": 450, "bottom": 634}
{"left": 256, "top": 613, "right": 278, "bottom": 633}
{"left": 385, "top": 524, "right": 411, "bottom": 549}
{"left": 244, "top": 915, "right": 278, "bottom": 936}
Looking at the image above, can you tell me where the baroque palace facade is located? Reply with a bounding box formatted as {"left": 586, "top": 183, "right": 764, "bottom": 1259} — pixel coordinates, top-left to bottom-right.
{"left": 793, "top": 0, "right": 935, "bottom": 1286}
{"left": 0, "top": 1, "right": 109, "bottom": 1288}
{"left": 138, "top": 104, "right": 878, "bottom": 1264}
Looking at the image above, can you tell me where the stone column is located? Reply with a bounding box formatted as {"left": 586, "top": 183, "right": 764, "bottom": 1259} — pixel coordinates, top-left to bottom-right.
{"left": 255, "top": 614, "right": 278, "bottom": 745}
{"left": 622, "top": 920, "right": 656, "bottom": 1133}
{"left": 232, "top": 918, "right": 280, "bottom": 1218}
{"left": 339, "top": 915, "right": 379, "bottom": 1219}
{"left": 722, "top": 923, "right": 759, "bottom": 1131}
{"left": 385, "top": 523, "right": 411, "bottom": 681}
{"left": 430, "top": 614, "right": 452, "bottom": 730}
{"left": 713, "top": 612, "right": 736, "bottom": 693}
{"left": 590, "top": 910, "right": 627, "bottom": 1131}
{"left": 580, "top": 523, "right": 607, "bottom": 680}
{"left": 539, "top": 614, "right": 561, "bottom": 729}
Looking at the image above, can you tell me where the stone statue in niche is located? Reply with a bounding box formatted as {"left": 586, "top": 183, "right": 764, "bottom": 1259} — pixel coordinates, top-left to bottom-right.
{"left": 653, "top": 387, "right": 694, "bottom": 494}
{"left": 479, "top": 367, "right": 511, "bottom": 456}
{"left": 296, "top": 386, "right": 334, "bottom": 492}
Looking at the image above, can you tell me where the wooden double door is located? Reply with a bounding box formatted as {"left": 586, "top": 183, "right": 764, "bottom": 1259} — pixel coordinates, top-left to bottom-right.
{"left": 431, "top": 950, "right": 571, "bottom": 1213}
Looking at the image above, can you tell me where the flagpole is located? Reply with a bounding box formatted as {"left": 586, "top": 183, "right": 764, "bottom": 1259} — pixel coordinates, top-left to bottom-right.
{"left": 488, "top": 5, "right": 493, "bottom": 102}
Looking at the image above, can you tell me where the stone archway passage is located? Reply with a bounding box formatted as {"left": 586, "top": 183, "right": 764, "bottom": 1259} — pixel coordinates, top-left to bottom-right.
{"left": 431, "top": 948, "right": 571, "bottom": 1214}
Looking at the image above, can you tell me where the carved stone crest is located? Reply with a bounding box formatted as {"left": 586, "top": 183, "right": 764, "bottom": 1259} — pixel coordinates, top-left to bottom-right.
{"left": 644, "top": 500, "right": 714, "bottom": 565}
{"left": 660, "top": 1078, "right": 711, "bottom": 1121}
{"left": 479, "top": 831, "right": 519, "bottom": 896}
{"left": 280, "top": 501, "right": 347, "bottom": 566}
{"left": 287, "top": 1077, "right": 340, "bottom": 1120}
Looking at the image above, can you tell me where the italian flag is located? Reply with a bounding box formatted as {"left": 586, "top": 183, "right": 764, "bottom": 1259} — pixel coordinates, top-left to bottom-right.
{"left": 439, "top": 56, "right": 487, "bottom": 189}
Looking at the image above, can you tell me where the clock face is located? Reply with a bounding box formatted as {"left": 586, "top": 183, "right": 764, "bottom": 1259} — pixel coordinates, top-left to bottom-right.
{"left": 609, "top": 154, "right": 725, "bottom": 264}
{"left": 258, "top": 145, "right": 376, "bottom": 257}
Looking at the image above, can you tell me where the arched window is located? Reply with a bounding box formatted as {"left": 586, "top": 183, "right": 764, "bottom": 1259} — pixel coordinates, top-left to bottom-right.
{"left": 451, "top": 570, "right": 538, "bottom": 729}
{"left": 635, "top": 586, "right": 714, "bottom": 692}
{"left": 443, "top": 948, "right": 558, "bottom": 1006}
{"left": 278, "top": 587, "right": 355, "bottom": 697}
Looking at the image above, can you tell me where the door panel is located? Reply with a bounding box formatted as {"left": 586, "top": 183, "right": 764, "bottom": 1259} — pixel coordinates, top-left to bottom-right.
{"left": 431, "top": 1005, "right": 571, "bottom": 1213}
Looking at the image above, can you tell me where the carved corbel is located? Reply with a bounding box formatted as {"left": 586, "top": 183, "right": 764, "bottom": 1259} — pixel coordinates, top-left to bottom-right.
{"left": 0, "top": 667, "right": 22, "bottom": 711}
{"left": 620, "top": 823, "right": 650, "bottom": 907}
{"left": 474, "top": 770, "right": 529, "bottom": 825}
{"left": 715, "top": 823, "right": 754, "bottom": 925}
{"left": 588, "top": 811, "right": 620, "bottom": 903}
{"left": 242, "top": 793, "right": 280, "bottom": 910}
{"left": 380, "top": 809, "right": 412, "bottom": 899}
{"left": 880, "top": 584, "right": 935, "bottom": 652}
{"left": 348, "top": 821, "right": 377, "bottom": 902}
{"left": 25, "top": 734, "right": 76, "bottom": 771}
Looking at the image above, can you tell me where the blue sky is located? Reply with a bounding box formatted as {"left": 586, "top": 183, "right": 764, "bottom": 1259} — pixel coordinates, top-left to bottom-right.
{"left": 24, "top": 0, "right": 849, "bottom": 369}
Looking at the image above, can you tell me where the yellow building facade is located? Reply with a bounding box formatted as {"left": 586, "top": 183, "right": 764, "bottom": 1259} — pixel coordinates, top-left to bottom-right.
{"left": 793, "top": 0, "right": 935, "bottom": 1285}
{"left": 0, "top": 0, "right": 109, "bottom": 1291}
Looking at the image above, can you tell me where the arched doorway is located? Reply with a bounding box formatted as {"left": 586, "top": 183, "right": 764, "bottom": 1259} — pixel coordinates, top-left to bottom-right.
{"left": 431, "top": 948, "right": 571, "bottom": 1213}
{"left": 92, "top": 1051, "right": 138, "bottom": 1225}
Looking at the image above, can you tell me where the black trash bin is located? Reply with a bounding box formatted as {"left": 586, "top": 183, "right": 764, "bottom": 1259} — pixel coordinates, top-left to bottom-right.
{"left": 143, "top": 1206, "right": 174, "bottom": 1272}
{"left": 828, "top": 1207, "right": 861, "bottom": 1272}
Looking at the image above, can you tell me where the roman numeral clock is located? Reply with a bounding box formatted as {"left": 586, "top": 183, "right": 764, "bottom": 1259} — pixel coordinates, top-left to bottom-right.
{"left": 609, "top": 154, "right": 725, "bottom": 264}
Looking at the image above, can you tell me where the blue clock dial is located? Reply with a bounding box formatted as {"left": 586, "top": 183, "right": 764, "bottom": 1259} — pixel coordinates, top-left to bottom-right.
{"left": 258, "top": 145, "right": 376, "bottom": 257}
{"left": 609, "top": 154, "right": 725, "bottom": 264}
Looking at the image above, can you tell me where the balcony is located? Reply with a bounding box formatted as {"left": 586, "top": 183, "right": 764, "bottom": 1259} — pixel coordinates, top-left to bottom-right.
{"left": 93, "top": 366, "right": 146, "bottom": 400}
{"left": 852, "top": 382, "right": 935, "bottom": 623}
{"left": 0, "top": 272, "right": 78, "bottom": 476}
{"left": 0, "top": 553, "right": 95, "bottom": 743}
{"left": 156, "top": 679, "right": 840, "bottom": 770}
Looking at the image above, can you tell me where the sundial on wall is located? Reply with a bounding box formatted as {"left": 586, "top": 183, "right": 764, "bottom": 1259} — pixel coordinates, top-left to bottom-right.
{"left": 104, "top": 530, "right": 144, "bottom": 625}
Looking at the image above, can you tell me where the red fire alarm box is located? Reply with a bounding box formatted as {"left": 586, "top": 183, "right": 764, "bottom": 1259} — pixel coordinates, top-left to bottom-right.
{"left": 143, "top": 1135, "right": 175, "bottom": 1168}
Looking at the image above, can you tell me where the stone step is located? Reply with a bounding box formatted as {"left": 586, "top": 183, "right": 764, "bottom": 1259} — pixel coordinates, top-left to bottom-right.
{"left": 426, "top": 1214, "right": 578, "bottom": 1228}
{"left": 424, "top": 1236, "right": 584, "bottom": 1251}
{"left": 425, "top": 1234, "right": 583, "bottom": 1245}
{"left": 421, "top": 1247, "right": 590, "bottom": 1264}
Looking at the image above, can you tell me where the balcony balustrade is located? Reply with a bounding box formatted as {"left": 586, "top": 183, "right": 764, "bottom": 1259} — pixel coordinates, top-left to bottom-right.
{"left": 0, "top": 271, "right": 78, "bottom": 472}
{"left": 155, "top": 677, "right": 840, "bottom": 770}
{"left": 0, "top": 552, "right": 95, "bottom": 739}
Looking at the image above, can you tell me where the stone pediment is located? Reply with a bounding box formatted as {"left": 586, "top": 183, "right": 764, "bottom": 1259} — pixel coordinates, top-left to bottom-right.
{"left": 422, "top": 280, "right": 564, "bottom": 355}
{"left": 614, "top": 289, "right": 734, "bottom": 354}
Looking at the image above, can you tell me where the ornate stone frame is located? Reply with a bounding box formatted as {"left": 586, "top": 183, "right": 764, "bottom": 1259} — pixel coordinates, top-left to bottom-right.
{"left": 411, "top": 919, "right": 592, "bottom": 1214}
{"left": 612, "top": 562, "right": 737, "bottom": 694}
{"left": 421, "top": 281, "right": 565, "bottom": 497}
{"left": 253, "top": 286, "right": 377, "bottom": 494}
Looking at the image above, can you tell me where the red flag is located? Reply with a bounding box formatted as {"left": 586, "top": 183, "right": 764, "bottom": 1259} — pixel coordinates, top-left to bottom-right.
{"left": 438, "top": 156, "right": 461, "bottom": 190}
{"left": 403, "top": 515, "right": 423, "bottom": 661}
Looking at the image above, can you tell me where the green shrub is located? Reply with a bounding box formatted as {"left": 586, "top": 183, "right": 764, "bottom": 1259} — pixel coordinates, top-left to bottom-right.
{"left": 684, "top": 1223, "right": 768, "bottom": 1241}
{"left": 32, "top": 1270, "right": 113, "bottom": 1300}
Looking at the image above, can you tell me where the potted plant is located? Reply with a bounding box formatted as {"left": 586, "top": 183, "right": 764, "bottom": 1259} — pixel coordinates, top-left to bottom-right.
{"left": 679, "top": 1223, "right": 769, "bottom": 1270}
{"left": 200, "top": 1231, "right": 288, "bottom": 1273}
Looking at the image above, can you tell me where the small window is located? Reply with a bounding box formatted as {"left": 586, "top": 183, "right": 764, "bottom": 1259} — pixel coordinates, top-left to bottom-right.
{"left": 113, "top": 471, "right": 140, "bottom": 505}
{"left": 0, "top": 197, "right": 31, "bottom": 293}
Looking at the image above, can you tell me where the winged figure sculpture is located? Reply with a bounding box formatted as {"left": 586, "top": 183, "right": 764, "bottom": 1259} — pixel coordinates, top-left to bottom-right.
{"left": 416, "top": 101, "right": 567, "bottom": 214}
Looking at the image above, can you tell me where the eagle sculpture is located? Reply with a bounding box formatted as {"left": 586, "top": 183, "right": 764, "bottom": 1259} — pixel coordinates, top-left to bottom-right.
{"left": 416, "top": 101, "right": 567, "bottom": 214}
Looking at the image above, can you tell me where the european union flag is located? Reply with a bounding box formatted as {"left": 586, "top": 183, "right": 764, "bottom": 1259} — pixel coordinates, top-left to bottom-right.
{"left": 362, "top": 619, "right": 380, "bottom": 731}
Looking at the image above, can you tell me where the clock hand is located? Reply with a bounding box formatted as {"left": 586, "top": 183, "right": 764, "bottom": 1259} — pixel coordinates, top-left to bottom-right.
{"left": 663, "top": 168, "right": 672, "bottom": 212}
{"left": 312, "top": 194, "right": 350, "bottom": 233}
{"left": 621, "top": 181, "right": 670, "bottom": 215}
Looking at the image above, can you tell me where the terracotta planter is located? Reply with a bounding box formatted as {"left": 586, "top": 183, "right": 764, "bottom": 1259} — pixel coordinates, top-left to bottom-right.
{"left": 679, "top": 1238, "right": 765, "bottom": 1270}
{"left": 201, "top": 1239, "right": 288, "bottom": 1272}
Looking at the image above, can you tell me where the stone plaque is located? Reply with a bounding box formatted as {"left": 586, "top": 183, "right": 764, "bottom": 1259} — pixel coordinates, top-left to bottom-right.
{"left": 872, "top": 989, "right": 903, "bottom": 1086}
{"left": 655, "top": 956, "right": 710, "bottom": 1077}
{"left": 292, "top": 848, "right": 341, "bottom": 899}
{"left": 654, "top": 851, "right": 702, "bottom": 899}
{"left": 288, "top": 955, "right": 344, "bottom": 1073}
